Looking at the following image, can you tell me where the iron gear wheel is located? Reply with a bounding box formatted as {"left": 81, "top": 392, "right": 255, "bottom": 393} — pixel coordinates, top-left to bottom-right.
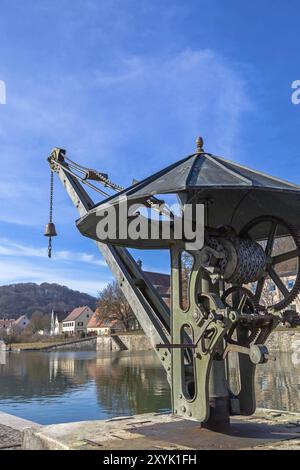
{"left": 221, "top": 286, "right": 258, "bottom": 313}
{"left": 239, "top": 215, "right": 300, "bottom": 311}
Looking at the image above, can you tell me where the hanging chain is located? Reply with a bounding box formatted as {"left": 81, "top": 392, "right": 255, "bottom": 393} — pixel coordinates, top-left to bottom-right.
{"left": 48, "top": 238, "right": 53, "bottom": 259}
{"left": 49, "top": 170, "right": 54, "bottom": 223}
{"left": 48, "top": 170, "right": 54, "bottom": 258}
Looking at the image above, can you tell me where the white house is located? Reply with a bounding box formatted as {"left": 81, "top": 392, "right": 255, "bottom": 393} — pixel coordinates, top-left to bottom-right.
{"left": 62, "top": 306, "right": 94, "bottom": 336}
{"left": 0, "top": 316, "right": 29, "bottom": 335}
{"left": 12, "top": 315, "right": 30, "bottom": 332}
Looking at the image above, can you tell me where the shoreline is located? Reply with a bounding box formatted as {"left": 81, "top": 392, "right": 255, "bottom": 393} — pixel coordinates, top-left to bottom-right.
{"left": 3, "top": 326, "right": 300, "bottom": 353}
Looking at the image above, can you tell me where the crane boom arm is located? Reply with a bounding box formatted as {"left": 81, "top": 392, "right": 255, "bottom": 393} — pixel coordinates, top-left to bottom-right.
{"left": 48, "top": 148, "right": 171, "bottom": 376}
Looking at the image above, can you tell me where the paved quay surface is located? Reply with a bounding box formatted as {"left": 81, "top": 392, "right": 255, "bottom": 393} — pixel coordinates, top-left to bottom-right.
{"left": 22, "top": 409, "right": 300, "bottom": 450}
{"left": 0, "top": 424, "right": 22, "bottom": 450}
{"left": 2, "top": 408, "right": 300, "bottom": 450}
{"left": 0, "top": 412, "right": 40, "bottom": 450}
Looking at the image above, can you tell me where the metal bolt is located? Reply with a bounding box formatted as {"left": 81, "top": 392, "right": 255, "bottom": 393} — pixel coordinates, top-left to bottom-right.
{"left": 181, "top": 406, "right": 186, "bottom": 412}
{"left": 188, "top": 412, "right": 192, "bottom": 417}
{"left": 174, "top": 409, "right": 177, "bottom": 414}
{"left": 229, "top": 311, "right": 237, "bottom": 322}
{"left": 193, "top": 311, "right": 199, "bottom": 320}
{"left": 179, "top": 394, "right": 182, "bottom": 399}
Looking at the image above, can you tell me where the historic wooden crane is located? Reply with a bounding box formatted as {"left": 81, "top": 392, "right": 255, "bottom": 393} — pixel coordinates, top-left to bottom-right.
{"left": 45, "top": 138, "right": 300, "bottom": 429}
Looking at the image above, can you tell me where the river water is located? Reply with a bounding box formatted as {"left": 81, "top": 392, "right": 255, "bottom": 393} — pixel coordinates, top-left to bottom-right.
{"left": 0, "top": 350, "right": 299, "bottom": 424}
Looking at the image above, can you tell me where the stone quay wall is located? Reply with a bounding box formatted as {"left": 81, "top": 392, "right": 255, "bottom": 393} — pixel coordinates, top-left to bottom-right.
{"left": 97, "top": 330, "right": 300, "bottom": 354}
{"left": 96, "top": 333, "right": 152, "bottom": 352}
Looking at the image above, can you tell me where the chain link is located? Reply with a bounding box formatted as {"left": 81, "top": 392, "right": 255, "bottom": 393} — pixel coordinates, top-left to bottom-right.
{"left": 49, "top": 170, "right": 54, "bottom": 223}
{"left": 48, "top": 170, "right": 54, "bottom": 258}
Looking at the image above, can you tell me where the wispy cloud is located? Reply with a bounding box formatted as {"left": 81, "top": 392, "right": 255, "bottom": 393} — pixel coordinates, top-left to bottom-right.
{"left": 86, "top": 49, "right": 253, "bottom": 161}
{"left": 93, "top": 57, "right": 144, "bottom": 86}
{"left": 0, "top": 48, "right": 253, "bottom": 235}
{"left": 0, "top": 238, "right": 106, "bottom": 267}
{"left": 0, "top": 238, "right": 112, "bottom": 295}
{"left": 0, "top": 256, "right": 108, "bottom": 295}
{"left": 0, "top": 0, "right": 254, "bottom": 289}
{"left": 0, "top": 46, "right": 253, "bottom": 292}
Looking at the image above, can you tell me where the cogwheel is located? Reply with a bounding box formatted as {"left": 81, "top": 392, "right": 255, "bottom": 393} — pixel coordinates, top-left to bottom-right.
{"left": 239, "top": 216, "right": 300, "bottom": 311}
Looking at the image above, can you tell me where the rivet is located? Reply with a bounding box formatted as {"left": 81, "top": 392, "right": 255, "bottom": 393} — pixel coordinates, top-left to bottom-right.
{"left": 181, "top": 406, "right": 186, "bottom": 412}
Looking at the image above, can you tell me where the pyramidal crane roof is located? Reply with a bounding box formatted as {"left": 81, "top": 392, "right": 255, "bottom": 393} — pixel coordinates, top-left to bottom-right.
{"left": 76, "top": 139, "right": 300, "bottom": 247}
{"left": 110, "top": 152, "right": 300, "bottom": 200}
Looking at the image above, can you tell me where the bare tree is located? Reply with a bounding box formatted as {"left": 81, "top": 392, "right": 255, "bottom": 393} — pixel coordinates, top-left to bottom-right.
{"left": 180, "top": 251, "right": 193, "bottom": 310}
{"left": 96, "top": 281, "right": 136, "bottom": 331}
{"left": 259, "top": 278, "right": 278, "bottom": 308}
{"left": 26, "top": 312, "right": 50, "bottom": 335}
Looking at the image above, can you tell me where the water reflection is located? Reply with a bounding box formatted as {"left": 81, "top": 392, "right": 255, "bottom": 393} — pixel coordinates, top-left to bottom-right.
{"left": 0, "top": 351, "right": 91, "bottom": 399}
{"left": 0, "top": 350, "right": 299, "bottom": 424}
{"left": 0, "top": 350, "right": 170, "bottom": 424}
{"left": 255, "top": 352, "right": 300, "bottom": 412}
{"left": 89, "top": 354, "right": 169, "bottom": 415}
{"left": 0, "top": 351, "right": 6, "bottom": 365}
{"left": 227, "top": 352, "right": 300, "bottom": 413}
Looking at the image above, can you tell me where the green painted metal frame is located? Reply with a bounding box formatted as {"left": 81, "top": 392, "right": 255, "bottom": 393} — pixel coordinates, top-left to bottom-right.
{"left": 170, "top": 245, "right": 235, "bottom": 422}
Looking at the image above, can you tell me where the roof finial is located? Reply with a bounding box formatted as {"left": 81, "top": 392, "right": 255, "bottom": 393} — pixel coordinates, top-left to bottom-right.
{"left": 195, "top": 136, "right": 204, "bottom": 153}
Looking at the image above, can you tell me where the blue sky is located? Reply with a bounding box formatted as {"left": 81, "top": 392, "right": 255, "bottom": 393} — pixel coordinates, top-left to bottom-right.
{"left": 0, "top": 0, "right": 299, "bottom": 296}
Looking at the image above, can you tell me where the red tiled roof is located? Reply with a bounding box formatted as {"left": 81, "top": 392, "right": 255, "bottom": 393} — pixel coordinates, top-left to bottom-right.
{"left": 63, "top": 306, "right": 90, "bottom": 322}
{"left": 144, "top": 271, "right": 170, "bottom": 288}
{"left": 87, "top": 312, "right": 100, "bottom": 328}
{"left": 143, "top": 270, "right": 170, "bottom": 305}
{"left": 0, "top": 319, "right": 15, "bottom": 328}
{"left": 87, "top": 313, "right": 120, "bottom": 329}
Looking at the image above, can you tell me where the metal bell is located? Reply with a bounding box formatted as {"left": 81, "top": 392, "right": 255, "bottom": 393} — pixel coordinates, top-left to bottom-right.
{"left": 44, "top": 222, "right": 57, "bottom": 237}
